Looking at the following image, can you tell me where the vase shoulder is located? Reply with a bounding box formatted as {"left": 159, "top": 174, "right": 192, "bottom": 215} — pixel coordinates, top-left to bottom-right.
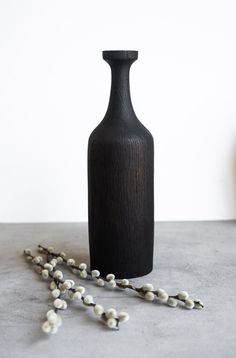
{"left": 89, "top": 118, "right": 153, "bottom": 145}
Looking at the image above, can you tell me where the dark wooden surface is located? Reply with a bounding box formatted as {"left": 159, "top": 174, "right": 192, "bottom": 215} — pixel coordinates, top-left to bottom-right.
{"left": 87, "top": 51, "right": 154, "bottom": 278}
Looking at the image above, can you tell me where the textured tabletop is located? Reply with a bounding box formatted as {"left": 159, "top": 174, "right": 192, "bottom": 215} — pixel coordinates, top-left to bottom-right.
{"left": 0, "top": 221, "right": 235, "bottom": 358}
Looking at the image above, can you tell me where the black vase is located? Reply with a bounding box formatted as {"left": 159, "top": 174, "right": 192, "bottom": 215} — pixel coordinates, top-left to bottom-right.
{"left": 88, "top": 50, "right": 154, "bottom": 278}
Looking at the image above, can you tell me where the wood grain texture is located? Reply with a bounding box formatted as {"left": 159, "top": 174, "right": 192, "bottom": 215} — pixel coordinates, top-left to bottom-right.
{"left": 88, "top": 51, "right": 154, "bottom": 278}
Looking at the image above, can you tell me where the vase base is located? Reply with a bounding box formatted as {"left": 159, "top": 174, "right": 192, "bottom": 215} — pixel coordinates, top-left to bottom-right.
{"left": 90, "top": 263, "right": 153, "bottom": 280}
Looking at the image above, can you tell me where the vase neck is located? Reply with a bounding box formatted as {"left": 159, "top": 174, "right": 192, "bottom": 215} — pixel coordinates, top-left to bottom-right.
{"left": 103, "top": 51, "right": 138, "bottom": 122}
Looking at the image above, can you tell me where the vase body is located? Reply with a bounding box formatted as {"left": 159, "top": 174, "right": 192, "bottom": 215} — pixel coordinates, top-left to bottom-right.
{"left": 88, "top": 50, "right": 154, "bottom": 278}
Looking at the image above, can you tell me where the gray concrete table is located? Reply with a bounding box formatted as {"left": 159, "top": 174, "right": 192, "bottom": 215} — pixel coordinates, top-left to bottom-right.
{"left": 0, "top": 222, "right": 235, "bottom": 358}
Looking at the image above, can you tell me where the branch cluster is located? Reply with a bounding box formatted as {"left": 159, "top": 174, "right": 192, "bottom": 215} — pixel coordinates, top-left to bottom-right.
{"left": 23, "top": 245, "right": 204, "bottom": 334}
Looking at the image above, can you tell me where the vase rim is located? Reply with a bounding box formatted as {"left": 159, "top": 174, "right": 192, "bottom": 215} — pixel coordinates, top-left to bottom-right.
{"left": 103, "top": 50, "right": 138, "bottom": 61}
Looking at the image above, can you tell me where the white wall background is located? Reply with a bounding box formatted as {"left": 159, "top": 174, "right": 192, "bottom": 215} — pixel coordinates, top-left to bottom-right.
{"left": 0, "top": 0, "right": 236, "bottom": 222}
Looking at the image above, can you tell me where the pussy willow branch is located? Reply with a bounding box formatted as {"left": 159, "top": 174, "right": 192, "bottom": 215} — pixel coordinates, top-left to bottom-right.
{"left": 38, "top": 244, "right": 204, "bottom": 310}
{"left": 24, "top": 249, "right": 129, "bottom": 333}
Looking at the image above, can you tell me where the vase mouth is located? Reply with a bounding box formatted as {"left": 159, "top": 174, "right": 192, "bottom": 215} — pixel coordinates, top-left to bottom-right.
{"left": 103, "top": 50, "right": 138, "bottom": 61}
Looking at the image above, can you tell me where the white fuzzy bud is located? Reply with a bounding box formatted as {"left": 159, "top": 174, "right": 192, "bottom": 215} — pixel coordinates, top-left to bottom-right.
{"left": 94, "top": 304, "right": 104, "bottom": 315}
{"left": 185, "top": 299, "right": 195, "bottom": 309}
{"left": 178, "top": 291, "right": 189, "bottom": 300}
{"left": 118, "top": 312, "right": 129, "bottom": 323}
{"left": 52, "top": 289, "right": 61, "bottom": 298}
{"left": 24, "top": 248, "right": 32, "bottom": 255}
{"left": 61, "top": 300, "right": 68, "bottom": 310}
{"left": 47, "top": 246, "right": 54, "bottom": 253}
{"left": 54, "top": 298, "right": 63, "bottom": 309}
{"left": 46, "top": 311, "right": 62, "bottom": 328}
{"left": 42, "top": 321, "right": 52, "bottom": 333}
{"left": 26, "top": 256, "right": 32, "bottom": 261}
{"left": 157, "top": 288, "right": 166, "bottom": 295}
{"left": 157, "top": 289, "right": 168, "bottom": 302}
{"left": 46, "top": 309, "right": 55, "bottom": 318}
{"left": 142, "top": 283, "right": 154, "bottom": 292}
{"left": 47, "top": 311, "right": 58, "bottom": 325}
{"left": 108, "top": 279, "right": 116, "bottom": 288}
{"left": 50, "top": 259, "right": 57, "bottom": 267}
{"left": 75, "top": 286, "right": 85, "bottom": 294}
{"left": 60, "top": 252, "right": 66, "bottom": 258}
{"left": 105, "top": 308, "right": 117, "bottom": 319}
{"left": 41, "top": 269, "right": 49, "bottom": 279}
{"left": 32, "top": 256, "right": 43, "bottom": 264}
{"left": 79, "top": 263, "right": 87, "bottom": 270}
{"left": 120, "top": 279, "right": 129, "bottom": 286}
{"left": 72, "top": 291, "right": 82, "bottom": 300}
{"left": 44, "top": 263, "right": 53, "bottom": 271}
{"left": 106, "top": 273, "right": 115, "bottom": 281}
{"left": 84, "top": 295, "right": 93, "bottom": 305}
{"left": 67, "top": 258, "right": 75, "bottom": 266}
{"left": 56, "top": 256, "right": 63, "bottom": 264}
{"left": 97, "top": 278, "right": 105, "bottom": 287}
{"left": 107, "top": 318, "right": 117, "bottom": 329}
{"left": 60, "top": 283, "right": 68, "bottom": 291}
{"left": 145, "top": 291, "right": 155, "bottom": 301}
{"left": 91, "top": 270, "right": 100, "bottom": 278}
{"left": 80, "top": 270, "right": 87, "bottom": 278}
{"left": 63, "top": 280, "right": 72, "bottom": 289}
{"left": 68, "top": 279, "right": 75, "bottom": 287}
{"left": 53, "top": 270, "right": 63, "bottom": 279}
{"left": 167, "top": 297, "right": 178, "bottom": 307}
